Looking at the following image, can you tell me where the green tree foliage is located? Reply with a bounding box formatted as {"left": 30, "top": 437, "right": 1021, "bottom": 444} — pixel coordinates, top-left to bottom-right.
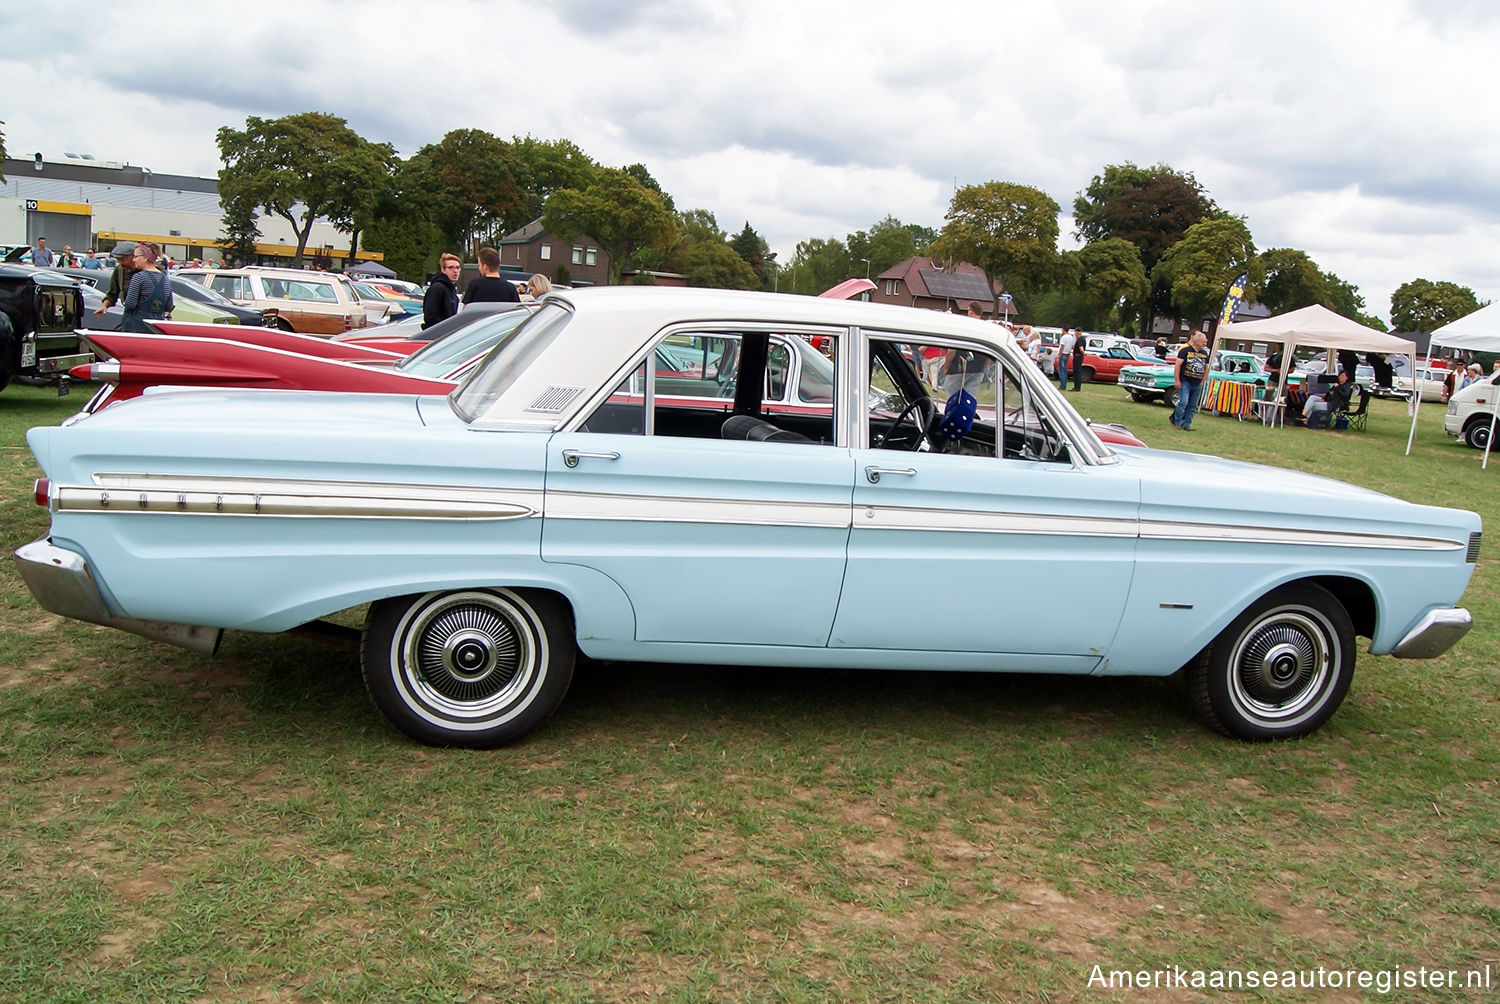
{"left": 510, "top": 137, "right": 598, "bottom": 233}
{"left": 622, "top": 163, "right": 675, "bottom": 212}
{"left": 784, "top": 237, "right": 852, "bottom": 296}
{"left": 1323, "top": 271, "right": 1384, "bottom": 329}
{"left": 403, "top": 129, "right": 524, "bottom": 254}
{"left": 218, "top": 194, "right": 260, "bottom": 266}
{"left": 217, "top": 113, "right": 395, "bottom": 267}
{"left": 1072, "top": 238, "right": 1149, "bottom": 330}
{"left": 1073, "top": 163, "right": 1218, "bottom": 273}
{"left": 930, "top": 181, "right": 1061, "bottom": 297}
{"left": 0, "top": 121, "right": 6, "bottom": 182}
{"left": 1390, "top": 279, "right": 1486, "bottom": 332}
{"left": 683, "top": 241, "right": 761, "bottom": 289}
{"left": 363, "top": 212, "right": 444, "bottom": 281}
{"left": 729, "top": 222, "right": 773, "bottom": 288}
{"left": 1257, "top": 248, "right": 1330, "bottom": 313}
{"left": 544, "top": 168, "right": 680, "bottom": 285}
{"left": 1151, "top": 216, "right": 1257, "bottom": 327}
{"left": 848, "top": 216, "right": 920, "bottom": 279}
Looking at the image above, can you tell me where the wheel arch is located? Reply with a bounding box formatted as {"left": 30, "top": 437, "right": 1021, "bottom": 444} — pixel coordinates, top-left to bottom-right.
{"left": 1300, "top": 574, "right": 1376, "bottom": 639}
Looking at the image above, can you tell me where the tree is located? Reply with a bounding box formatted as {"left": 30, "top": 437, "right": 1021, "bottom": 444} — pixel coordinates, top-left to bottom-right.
{"left": 1323, "top": 272, "right": 1384, "bottom": 329}
{"left": 511, "top": 137, "right": 598, "bottom": 232}
{"left": 729, "top": 222, "right": 773, "bottom": 288}
{"left": 1390, "top": 279, "right": 1486, "bottom": 332}
{"left": 1074, "top": 163, "right": 1219, "bottom": 334}
{"left": 784, "top": 237, "right": 852, "bottom": 296}
{"left": 622, "top": 163, "right": 675, "bottom": 212}
{"left": 0, "top": 120, "right": 6, "bottom": 183}
{"left": 1151, "top": 217, "right": 1257, "bottom": 328}
{"left": 1072, "top": 238, "right": 1149, "bottom": 330}
{"left": 930, "top": 181, "right": 1062, "bottom": 296}
{"left": 403, "top": 129, "right": 524, "bottom": 254}
{"left": 682, "top": 241, "right": 760, "bottom": 289}
{"left": 326, "top": 141, "right": 398, "bottom": 268}
{"left": 1257, "top": 248, "right": 1330, "bottom": 314}
{"left": 216, "top": 112, "right": 393, "bottom": 267}
{"left": 1074, "top": 163, "right": 1218, "bottom": 272}
{"left": 218, "top": 194, "right": 260, "bottom": 266}
{"left": 543, "top": 168, "right": 680, "bottom": 285}
{"left": 848, "top": 216, "right": 920, "bottom": 280}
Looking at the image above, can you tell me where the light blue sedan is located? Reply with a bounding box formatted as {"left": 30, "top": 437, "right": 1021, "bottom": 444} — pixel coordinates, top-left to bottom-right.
{"left": 16, "top": 288, "right": 1481, "bottom": 745}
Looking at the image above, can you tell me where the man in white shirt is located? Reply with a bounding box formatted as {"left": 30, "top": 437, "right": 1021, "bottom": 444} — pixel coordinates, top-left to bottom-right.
{"left": 1057, "top": 329, "right": 1077, "bottom": 390}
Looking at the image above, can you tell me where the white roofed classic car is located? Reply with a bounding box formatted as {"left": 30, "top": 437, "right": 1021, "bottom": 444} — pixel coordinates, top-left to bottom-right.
{"left": 16, "top": 288, "right": 1482, "bottom": 746}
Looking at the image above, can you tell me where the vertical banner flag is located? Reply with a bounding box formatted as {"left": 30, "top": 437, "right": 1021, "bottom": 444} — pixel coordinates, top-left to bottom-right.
{"left": 1219, "top": 272, "right": 1249, "bottom": 327}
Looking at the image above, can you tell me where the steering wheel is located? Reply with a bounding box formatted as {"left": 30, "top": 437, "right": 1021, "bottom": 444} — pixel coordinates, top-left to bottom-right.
{"left": 883, "top": 395, "right": 936, "bottom": 450}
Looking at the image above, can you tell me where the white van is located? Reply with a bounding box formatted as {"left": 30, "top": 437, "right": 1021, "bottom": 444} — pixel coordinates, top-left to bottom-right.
{"left": 1443, "top": 371, "right": 1500, "bottom": 449}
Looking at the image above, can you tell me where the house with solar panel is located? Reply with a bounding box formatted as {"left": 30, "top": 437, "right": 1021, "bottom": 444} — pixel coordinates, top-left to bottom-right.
{"left": 871, "top": 257, "right": 1001, "bottom": 317}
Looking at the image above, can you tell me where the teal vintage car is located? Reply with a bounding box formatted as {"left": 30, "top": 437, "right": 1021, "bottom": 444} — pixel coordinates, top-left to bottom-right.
{"left": 14, "top": 288, "right": 1481, "bottom": 747}
{"left": 1119, "top": 349, "right": 1303, "bottom": 406}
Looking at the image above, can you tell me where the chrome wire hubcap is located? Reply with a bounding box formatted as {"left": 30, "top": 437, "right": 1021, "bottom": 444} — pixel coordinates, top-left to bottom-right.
{"left": 398, "top": 593, "right": 538, "bottom": 719}
{"left": 1230, "top": 609, "right": 1333, "bottom": 721}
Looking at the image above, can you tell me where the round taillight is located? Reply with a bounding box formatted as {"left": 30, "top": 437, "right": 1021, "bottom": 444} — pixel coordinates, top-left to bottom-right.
{"left": 33, "top": 478, "right": 51, "bottom": 508}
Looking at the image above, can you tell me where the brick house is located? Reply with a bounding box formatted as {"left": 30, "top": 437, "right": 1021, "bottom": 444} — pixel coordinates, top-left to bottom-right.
{"left": 498, "top": 218, "right": 611, "bottom": 287}
{"left": 871, "top": 257, "right": 998, "bottom": 317}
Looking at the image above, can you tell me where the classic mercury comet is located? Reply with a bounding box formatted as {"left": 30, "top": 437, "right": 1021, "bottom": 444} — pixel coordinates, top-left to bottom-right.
{"left": 15, "top": 288, "right": 1481, "bottom": 746}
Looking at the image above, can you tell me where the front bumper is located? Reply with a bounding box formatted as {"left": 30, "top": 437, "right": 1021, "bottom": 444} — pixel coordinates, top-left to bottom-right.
{"left": 1390, "top": 607, "right": 1473, "bottom": 659}
{"left": 14, "top": 538, "right": 222, "bottom": 654}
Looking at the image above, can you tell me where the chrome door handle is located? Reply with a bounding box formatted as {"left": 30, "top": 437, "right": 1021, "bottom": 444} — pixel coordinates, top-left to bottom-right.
{"left": 864, "top": 466, "right": 916, "bottom": 483}
{"left": 562, "top": 450, "right": 621, "bottom": 468}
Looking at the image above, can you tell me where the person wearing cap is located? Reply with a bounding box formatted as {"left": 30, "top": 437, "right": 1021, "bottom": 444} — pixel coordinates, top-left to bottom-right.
{"left": 96, "top": 240, "right": 141, "bottom": 316}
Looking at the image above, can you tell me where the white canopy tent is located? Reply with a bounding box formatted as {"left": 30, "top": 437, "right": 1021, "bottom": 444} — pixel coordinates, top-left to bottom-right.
{"left": 1405, "top": 301, "right": 1500, "bottom": 467}
{"left": 1217, "top": 304, "right": 1416, "bottom": 424}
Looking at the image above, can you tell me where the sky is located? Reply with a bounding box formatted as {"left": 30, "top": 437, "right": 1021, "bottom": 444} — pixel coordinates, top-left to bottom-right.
{"left": 4, "top": 0, "right": 1498, "bottom": 324}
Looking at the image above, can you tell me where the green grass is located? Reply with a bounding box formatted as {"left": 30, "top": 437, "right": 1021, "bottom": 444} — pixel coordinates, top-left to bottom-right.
{"left": 2, "top": 380, "right": 1498, "bottom": 1002}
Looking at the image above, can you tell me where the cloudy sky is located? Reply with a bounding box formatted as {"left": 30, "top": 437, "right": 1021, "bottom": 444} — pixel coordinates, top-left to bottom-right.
{"left": 5, "top": 0, "right": 1497, "bottom": 322}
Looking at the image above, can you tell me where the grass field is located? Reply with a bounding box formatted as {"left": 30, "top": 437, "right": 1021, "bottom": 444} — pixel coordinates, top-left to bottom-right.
{"left": 1, "top": 380, "right": 1496, "bottom": 1002}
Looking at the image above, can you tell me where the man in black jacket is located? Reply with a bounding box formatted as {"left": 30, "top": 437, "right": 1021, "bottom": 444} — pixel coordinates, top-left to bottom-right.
{"left": 462, "top": 246, "right": 520, "bottom": 306}
{"left": 423, "top": 253, "right": 461, "bottom": 328}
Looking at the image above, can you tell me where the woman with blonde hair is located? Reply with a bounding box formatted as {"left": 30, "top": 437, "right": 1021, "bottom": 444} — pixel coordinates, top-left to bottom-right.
{"left": 526, "top": 273, "right": 552, "bottom": 298}
{"left": 120, "top": 242, "right": 174, "bottom": 331}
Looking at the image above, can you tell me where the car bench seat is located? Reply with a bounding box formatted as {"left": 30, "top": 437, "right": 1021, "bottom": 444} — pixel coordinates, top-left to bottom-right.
{"left": 721, "top": 414, "right": 812, "bottom": 444}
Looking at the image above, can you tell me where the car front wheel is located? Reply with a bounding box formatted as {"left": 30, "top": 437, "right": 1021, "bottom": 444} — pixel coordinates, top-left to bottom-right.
{"left": 362, "top": 588, "right": 575, "bottom": 747}
{"left": 1164, "top": 387, "right": 1180, "bottom": 409}
{"left": 1463, "top": 418, "right": 1494, "bottom": 450}
{"left": 1188, "top": 584, "right": 1354, "bottom": 740}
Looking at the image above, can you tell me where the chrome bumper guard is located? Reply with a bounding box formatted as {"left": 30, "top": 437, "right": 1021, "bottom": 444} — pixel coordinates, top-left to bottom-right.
{"left": 13, "top": 539, "right": 223, "bottom": 655}
{"left": 36, "top": 351, "right": 93, "bottom": 375}
{"left": 1391, "top": 607, "right": 1473, "bottom": 659}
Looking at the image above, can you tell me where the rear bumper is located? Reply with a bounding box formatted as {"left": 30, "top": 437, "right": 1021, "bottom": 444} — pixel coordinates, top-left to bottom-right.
{"left": 1390, "top": 607, "right": 1473, "bottom": 659}
{"left": 36, "top": 351, "right": 93, "bottom": 375}
{"left": 14, "top": 538, "right": 222, "bottom": 654}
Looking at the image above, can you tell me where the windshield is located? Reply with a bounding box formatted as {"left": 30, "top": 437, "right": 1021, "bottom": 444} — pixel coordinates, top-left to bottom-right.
{"left": 450, "top": 302, "right": 572, "bottom": 421}
{"left": 400, "top": 308, "right": 532, "bottom": 379}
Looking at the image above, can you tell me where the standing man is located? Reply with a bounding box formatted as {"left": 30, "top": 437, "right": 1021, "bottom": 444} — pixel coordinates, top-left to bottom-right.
{"left": 1069, "top": 328, "right": 1086, "bottom": 391}
{"left": 423, "top": 253, "right": 462, "bottom": 328}
{"left": 95, "top": 240, "right": 139, "bottom": 317}
{"left": 461, "top": 246, "right": 520, "bottom": 306}
{"left": 31, "top": 237, "right": 55, "bottom": 267}
{"left": 1057, "top": 328, "right": 1077, "bottom": 390}
{"left": 1171, "top": 329, "right": 1210, "bottom": 430}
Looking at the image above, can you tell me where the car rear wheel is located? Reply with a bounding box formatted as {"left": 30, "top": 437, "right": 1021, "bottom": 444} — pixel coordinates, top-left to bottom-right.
{"left": 1079, "top": 366, "right": 1095, "bottom": 384}
{"left": 1188, "top": 583, "right": 1354, "bottom": 740}
{"left": 361, "top": 588, "right": 575, "bottom": 747}
{"left": 1463, "top": 417, "right": 1494, "bottom": 450}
